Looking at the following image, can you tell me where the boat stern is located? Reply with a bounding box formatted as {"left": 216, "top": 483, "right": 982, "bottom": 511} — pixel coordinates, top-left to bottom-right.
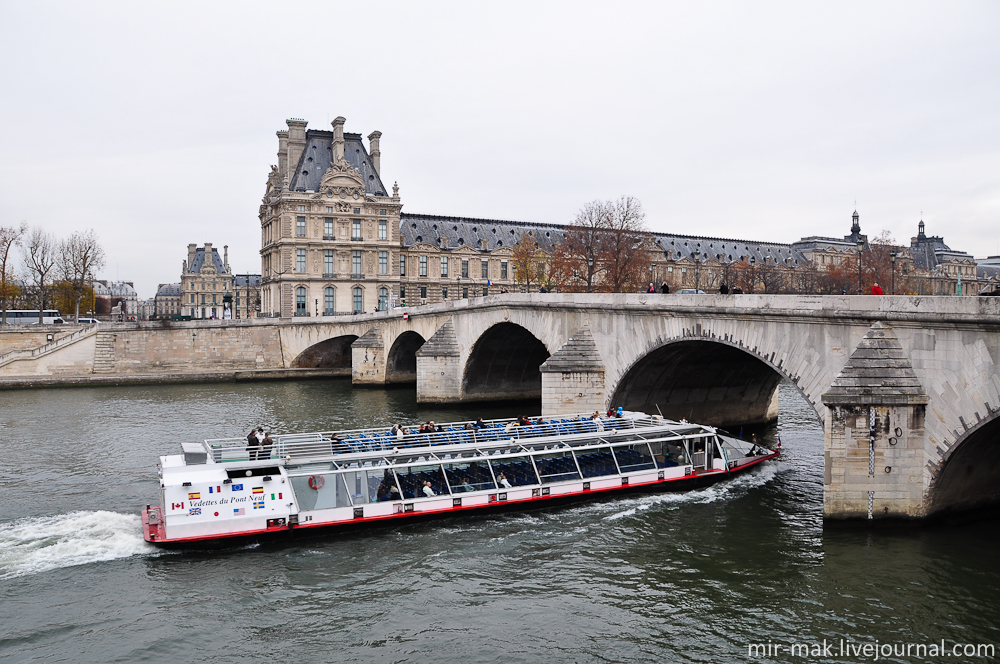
{"left": 142, "top": 505, "right": 165, "bottom": 544}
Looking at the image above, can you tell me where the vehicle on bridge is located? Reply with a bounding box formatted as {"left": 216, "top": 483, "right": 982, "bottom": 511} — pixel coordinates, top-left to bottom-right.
{"left": 142, "top": 413, "right": 779, "bottom": 548}
{"left": 2, "top": 309, "right": 64, "bottom": 324}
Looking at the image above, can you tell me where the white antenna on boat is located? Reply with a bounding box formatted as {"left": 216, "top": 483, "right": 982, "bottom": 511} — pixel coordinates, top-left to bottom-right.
{"left": 655, "top": 404, "right": 664, "bottom": 418}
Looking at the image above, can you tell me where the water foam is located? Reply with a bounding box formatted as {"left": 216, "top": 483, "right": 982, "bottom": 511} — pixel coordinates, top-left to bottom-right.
{"left": 0, "top": 510, "right": 158, "bottom": 580}
{"left": 601, "top": 464, "right": 781, "bottom": 521}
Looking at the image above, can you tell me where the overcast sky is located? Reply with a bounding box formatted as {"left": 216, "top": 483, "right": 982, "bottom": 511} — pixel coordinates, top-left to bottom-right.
{"left": 1, "top": 2, "right": 998, "bottom": 297}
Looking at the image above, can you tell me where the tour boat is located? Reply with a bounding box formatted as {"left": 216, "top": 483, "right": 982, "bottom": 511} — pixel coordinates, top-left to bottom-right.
{"left": 141, "top": 412, "right": 779, "bottom": 548}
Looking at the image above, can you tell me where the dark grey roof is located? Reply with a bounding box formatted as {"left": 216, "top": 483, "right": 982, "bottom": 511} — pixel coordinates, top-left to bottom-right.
{"left": 156, "top": 283, "right": 181, "bottom": 296}
{"left": 289, "top": 130, "right": 388, "bottom": 196}
{"left": 909, "top": 233, "right": 972, "bottom": 271}
{"left": 654, "top": 233, "right": 805, "bottom": 265}
{"left": 233, "top": 274, "right": 261, "bottom": 287}
{"left": 190, "top": 248, "right": 227, "bottom": 274}
{"left": 400, "top": 213, "right": 567, "bottom": 252}
{"left": 398, "top": 212, "right": 804, "bottom": 264}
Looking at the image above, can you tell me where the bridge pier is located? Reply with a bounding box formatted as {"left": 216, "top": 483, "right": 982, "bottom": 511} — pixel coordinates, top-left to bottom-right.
{"left": 351, "top": 327, "right": 386, "bottom": 385}
{"left": 415, "top": 321, "right": 462, "bottom": 403}
{"left": 822, "top": 323, "right": 929, "bottom": 520}
{"left": 540, "top": 328, "right": 607, "bottom": 416}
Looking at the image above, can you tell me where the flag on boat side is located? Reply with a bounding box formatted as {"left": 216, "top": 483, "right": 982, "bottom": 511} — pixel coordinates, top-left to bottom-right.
{"left": 188, "top": 508, "right": 202, "bottom": 516}
{"left": 252, "top": 500, "right": 265, "bottom": 510}
{"left": 231, "top": 484, "right": 243, "bottom": 491}
{"left": 233, "top": 508, "right": 245, "bottom": 515}
{"left": 188, "top": 492, "right": 200, "bottom": 500}
{"left": 252, "top": 487, "right": 264, "bottom": 495}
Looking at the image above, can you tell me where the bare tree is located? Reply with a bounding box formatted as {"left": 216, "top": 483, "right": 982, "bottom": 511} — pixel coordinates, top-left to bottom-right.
{"left": 21, "top": 227, "right": 57, "bottom": 323}
{"left": 0, "top": 222, "right": 28, "bottom": 324}
{"left": 58, "top": 229, "right": 106, "bottom": 321}
{"left": 510, "top": 232, "right": 547, "bottom": 290}
{"left": 560, "top": 200, "right": 609, "bottom": 292}
{"left": 602, "top": 196, "right": 652, "bottom": 292}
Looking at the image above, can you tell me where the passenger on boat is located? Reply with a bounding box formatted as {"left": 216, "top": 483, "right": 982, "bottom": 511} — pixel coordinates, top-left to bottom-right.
{"left": 422, "top": 481, "right": 436, "bottom": 497}
{"left": 330, "top": 435, "right": 350, "bottom": 454}
{"left": 461, "top": 478, "right": 473, "bottom": 492}
{"left": 473, "top": 417, "right": 486, "bottom": 429}
{"left": 390, "top": 424, "right": 406, "bottom": 440}
{"left": 260, "top": 433, "right": 273, "bottom": 460}
{"left": 246, "top": 428, "right": 263, "bottom": 460}
{"left": 498, "top": 473, "right": 513, "bottom": 489}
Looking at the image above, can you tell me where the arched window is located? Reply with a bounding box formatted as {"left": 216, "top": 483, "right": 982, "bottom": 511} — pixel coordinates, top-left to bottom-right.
{"left": 352, "top": 287, "right": 363, "bottom": 313}
{"left": 324, "top": 287, "right": 335, "bottom": 315}
{"left": 296, "top": 287, "right": 306, "bottom": 315}
{"left": 378, "top": 287, "right": 388, "bottom": 311}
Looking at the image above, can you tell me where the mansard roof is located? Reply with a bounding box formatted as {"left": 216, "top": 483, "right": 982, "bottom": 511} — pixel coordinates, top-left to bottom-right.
{"left": 233, "top": 274, "right": 261, "bottom": 287}
{"left": 156, "top": 283, "right": 181, "bottom": 296}
{"left": 189, "top": 247, "right": 228, "bottom": 275}
{"left": 909, "top": 224, "right": 973, "bottom": 272}
{"left": 400, "top": 213, "right": 567, "bottom": 252}
{"left": 398, "top": 212, "right": 804, "bottom": 264}
{"left": 289, "top": 130, "right": 388, "bottom": 197}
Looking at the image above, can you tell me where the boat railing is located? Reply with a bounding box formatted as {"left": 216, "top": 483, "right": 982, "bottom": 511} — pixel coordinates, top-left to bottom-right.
{"left": 203, "top": 414, "right": 656, "bottom": 464}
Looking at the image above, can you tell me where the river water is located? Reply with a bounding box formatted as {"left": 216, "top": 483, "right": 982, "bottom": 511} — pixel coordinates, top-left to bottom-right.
{"left": 1, "top": 380, "right": 997, "bottom": 663}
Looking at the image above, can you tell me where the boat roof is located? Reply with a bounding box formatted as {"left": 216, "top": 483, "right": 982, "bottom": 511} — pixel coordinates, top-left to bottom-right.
{"left": 163, "top": 413, "right": 717, "bottom": 473}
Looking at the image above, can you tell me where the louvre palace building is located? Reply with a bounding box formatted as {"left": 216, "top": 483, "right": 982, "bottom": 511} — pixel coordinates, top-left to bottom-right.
{"left": 258, "top": 116, "right": 995, "bottom": 316}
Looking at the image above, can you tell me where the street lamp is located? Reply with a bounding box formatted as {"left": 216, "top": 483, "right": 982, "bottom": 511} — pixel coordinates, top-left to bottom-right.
{"left": 587, "top": 257, "right": 594, "bottom": 293}
{"left": 890, "top": 251, "right": 898, "bottom": 295}
{"left": 693, "top": 249, "right": 701, "bottom": 291}
{"left": 749, "top": 255, "right": 755, "bottom": 293}
{"left": 856, "top": 239, "right": 865, "bottom": 295}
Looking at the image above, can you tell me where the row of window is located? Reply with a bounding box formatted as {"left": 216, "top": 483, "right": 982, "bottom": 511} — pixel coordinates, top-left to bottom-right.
{"left": 297, "top": 216, "right": 389, "bottom": 241}
{"left": 405, "top": 256, "right": 507, "bottom": 279}
{"left": 292, "top": 250, "right": 511, "bottom": 281}
{"left": 296, "top": 204, "right": 387, "bottom": 216}
{"left": 296, "top": 285, "right": 390, "bottom": 315}
{"left": 290, "top": 283, "right": 499, "bottom": 315}
{"left": 186, "top": 280, "right": 229, "bottom": 291}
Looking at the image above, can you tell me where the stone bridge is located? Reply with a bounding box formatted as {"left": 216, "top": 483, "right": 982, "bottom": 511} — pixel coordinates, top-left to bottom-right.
{"left": 3, "top": 293, "right": 999, "bottom": 522}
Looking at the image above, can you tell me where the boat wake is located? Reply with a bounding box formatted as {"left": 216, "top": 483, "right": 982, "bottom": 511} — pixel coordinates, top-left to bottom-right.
{"left": 0, "top": 510, "right": 159, "bottom": 580}
{"left": 601, "top": 464, "right": 781, "bottom": 521}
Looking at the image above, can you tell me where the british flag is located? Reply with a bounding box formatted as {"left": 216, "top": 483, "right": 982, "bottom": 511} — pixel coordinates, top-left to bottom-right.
{"left": 188, "top": 508, "right": 202, "bottom": 516}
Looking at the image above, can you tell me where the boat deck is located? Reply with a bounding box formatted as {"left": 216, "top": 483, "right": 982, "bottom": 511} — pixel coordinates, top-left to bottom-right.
{"left": 198, "top": 413, "right": 710, "bottom": 466}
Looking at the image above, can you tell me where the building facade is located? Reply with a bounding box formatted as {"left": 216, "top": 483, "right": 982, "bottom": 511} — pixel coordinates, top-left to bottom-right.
{"left": 259, "top": 116, "right": 989, "bottom": 305}
{"left": 93, "top": 280, "right": 139, "bottom": 318}
{"left": 181, "top": 243, "right": 232, "bottom": 319}
{"left": 154, "top": 283, "right": 182, "bottom": 318}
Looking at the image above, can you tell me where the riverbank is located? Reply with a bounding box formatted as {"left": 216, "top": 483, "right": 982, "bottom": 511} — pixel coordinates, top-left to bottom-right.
{"left": 0, "top": 367, "right": 349, "bottom": 390}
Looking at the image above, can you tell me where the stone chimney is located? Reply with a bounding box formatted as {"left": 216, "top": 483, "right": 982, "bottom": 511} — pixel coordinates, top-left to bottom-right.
{"left": 224, "top": 245, "right": 229, "bottom": 272}
{"left": 276, "top": 129, "right": 289, "bottom": 179}
{"left": 187, "top": 243, "right": 197, "bottom": 270}
{"left": 286, "top": 119, "right": 308, "bottom": 179}
{"left": 332, "top": 116, "right": 346, "bottom": 161}
{"left": 368, "top": 130, "right": 381, "bottom": 174}
{"left": 204, "top": 242, "right": 213, "bottom": 271}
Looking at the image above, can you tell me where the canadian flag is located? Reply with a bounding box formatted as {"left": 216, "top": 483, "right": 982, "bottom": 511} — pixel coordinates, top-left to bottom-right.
{"left": 172, "top": 502, "right": 184, "bottom": 510}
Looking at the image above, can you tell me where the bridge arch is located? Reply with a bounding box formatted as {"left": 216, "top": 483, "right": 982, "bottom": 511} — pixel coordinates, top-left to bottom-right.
{"left": 463, "top": 322, "right": 550, "bottom": 401}
{"left": 385, "top": 331, "right": 425, "bottom": 383}
{"left": 928, "top": 411, "right": 1000, "bottom": 517}
{"left": 291, "top": 334, "right": 358, "bottom": 369}
{"left": 609, "top": 337, "right": 820, "bottom": 427}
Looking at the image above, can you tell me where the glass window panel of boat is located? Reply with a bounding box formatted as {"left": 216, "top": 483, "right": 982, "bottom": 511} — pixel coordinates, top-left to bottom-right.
{"left": 533, "top": 451, "right": 581, "bottom": 484}
{"left": 611, "top": 442, "right": 656, "bottom": 472}
{"left": 647, "top": 439, "right": 688, "bottom": 468}
{"left": 488, "top": 455, "right": 538, "bottom": 488}
{"left": 442, "top": 460, "right": 496, "bottom": 492}
{"left": 393, "top": 463, "right": 449, "bottom": 499}
{"left": 688, "top": 436, "right": 709, "bottom": 468}
{"left": 336, "top": 466, "right": 393, "bottom": 505}
{"left": 289, "top": 472, "right": 352, "bottom": 510}
{"left": 572, "top": 445, "right": 619, "bottom": 478}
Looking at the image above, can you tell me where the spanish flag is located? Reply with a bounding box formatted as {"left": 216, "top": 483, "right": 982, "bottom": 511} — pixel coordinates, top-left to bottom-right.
{"left": 188, "top": 492, "right": 201, "bottom": 500}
